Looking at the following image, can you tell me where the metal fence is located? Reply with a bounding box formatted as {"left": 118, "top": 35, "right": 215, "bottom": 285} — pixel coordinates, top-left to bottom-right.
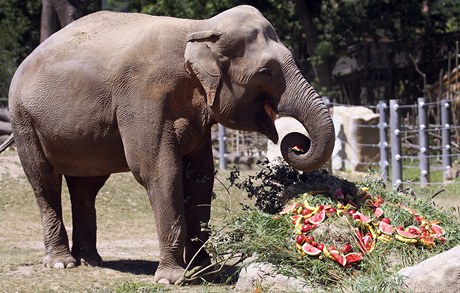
{"left": 385, "top": 98, "right": 460, "bottom": 188}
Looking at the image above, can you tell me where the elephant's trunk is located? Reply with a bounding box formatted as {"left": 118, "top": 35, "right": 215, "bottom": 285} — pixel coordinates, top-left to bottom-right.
{"left": 277, "top": 64, "right": 335, "bottom": 173}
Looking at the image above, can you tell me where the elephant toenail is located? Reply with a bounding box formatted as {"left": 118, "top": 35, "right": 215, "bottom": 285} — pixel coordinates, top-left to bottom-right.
{"left": 157, "top": 278, "right": 171, "bottom": 285}
{"left": 53, "top": 263, "right": 65, "bottom": 269}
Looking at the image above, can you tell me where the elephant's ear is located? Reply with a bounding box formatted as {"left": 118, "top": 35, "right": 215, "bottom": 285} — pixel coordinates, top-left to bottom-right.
{"left": 185, "top": 31, "right": 222, "bottom": 107}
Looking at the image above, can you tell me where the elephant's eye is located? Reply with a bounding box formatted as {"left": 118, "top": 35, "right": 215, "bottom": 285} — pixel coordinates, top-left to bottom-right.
{"left": 258, "top": 67, "right": 272, "bottom": 77}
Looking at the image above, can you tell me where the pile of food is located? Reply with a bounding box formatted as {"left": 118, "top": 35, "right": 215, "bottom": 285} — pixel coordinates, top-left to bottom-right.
{"left": 281, "top": 187, "right": 447, "bottom": 267}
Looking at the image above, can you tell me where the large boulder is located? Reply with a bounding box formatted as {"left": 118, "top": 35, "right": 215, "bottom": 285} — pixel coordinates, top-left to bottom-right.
{"left": 236, "top": 262, "right": 317, "bottom": 292}
{"left": 398, "top": 246, "right": 460, "bottom": 293}
{"left": 332, "top": 106, "right": 380, "bottom": 172}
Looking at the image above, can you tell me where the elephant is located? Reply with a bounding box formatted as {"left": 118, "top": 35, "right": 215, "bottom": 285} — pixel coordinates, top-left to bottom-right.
{"left": 0, "top": 5, "right": 335, "bottom": 284}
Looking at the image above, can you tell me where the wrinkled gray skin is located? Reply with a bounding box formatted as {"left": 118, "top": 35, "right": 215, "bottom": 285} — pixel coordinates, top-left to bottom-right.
{"left": 4, "top": 5, "right": 334, "bottom": 284}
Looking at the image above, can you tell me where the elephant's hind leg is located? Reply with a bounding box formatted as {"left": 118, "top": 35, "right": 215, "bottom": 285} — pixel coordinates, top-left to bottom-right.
{"left": 65, "top": 175, "right": 109, "bottom": 267}
{"left": 13, "top": 128, "right": 74, "bottom": 268}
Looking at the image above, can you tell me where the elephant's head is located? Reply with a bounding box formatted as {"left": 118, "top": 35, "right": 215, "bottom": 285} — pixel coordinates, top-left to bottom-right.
{"left": 185, "top": 5, "right": 334, "bottom": 172}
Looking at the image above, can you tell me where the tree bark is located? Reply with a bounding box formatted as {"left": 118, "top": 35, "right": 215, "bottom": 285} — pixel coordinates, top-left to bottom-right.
{"left": 295, "top": 0, "right": 334, "bottom": 91}
{"left": 40, "top": 0, "right": 59, "bottom": 42}
{"left": 40, "top": 0, "right": 87, "bottom": 43}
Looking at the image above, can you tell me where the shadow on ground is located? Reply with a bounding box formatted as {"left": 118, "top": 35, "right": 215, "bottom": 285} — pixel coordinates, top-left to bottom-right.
{"left": 103, "top": 260, "right": 239, "bottom": 285}
{"left": 103, "top": 259, "right": 158, "bottom": 275}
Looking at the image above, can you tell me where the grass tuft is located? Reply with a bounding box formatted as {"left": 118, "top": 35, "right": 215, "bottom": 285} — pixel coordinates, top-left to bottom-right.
{"left": 116, "top": 281, "right": 170, "bottom": 293}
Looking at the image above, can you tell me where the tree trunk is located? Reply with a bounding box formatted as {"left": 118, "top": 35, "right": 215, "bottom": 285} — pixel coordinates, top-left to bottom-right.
{"left": 40, "top": 0, "right": 59, "bottom": 42}
{"left": 295, "top": 0, "right": 334, "bottom": 91}
{"left": 40, "top": 0, "right": 87, "bottom": 43}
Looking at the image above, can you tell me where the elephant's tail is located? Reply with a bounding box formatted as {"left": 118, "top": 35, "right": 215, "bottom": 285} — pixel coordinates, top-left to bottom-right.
{"left": 0, "top": 134, "right": 14, "bottom": 153}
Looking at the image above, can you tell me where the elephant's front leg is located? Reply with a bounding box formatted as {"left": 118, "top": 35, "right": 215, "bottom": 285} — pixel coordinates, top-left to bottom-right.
{"left": 183, "top": 142, "right": 214, "bottom": 267}
{"left": 144, "top": 149, "right": 187, "bottom": 284}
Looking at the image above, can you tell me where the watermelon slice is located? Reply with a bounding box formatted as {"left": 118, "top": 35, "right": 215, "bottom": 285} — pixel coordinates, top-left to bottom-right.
{"left": 396, "top": 227, "right": 418, "bottom": 239}
{"left": 362, "top": 234, "right": 375, "bottom": 253}
{"left": 373, "top": 207, "right": 384, "bottom": 218}
{"left": 419, "top": 236, "right": 435, "bottom": 248}
{"left": 280, "top": 202, "right": 297, "bottom": 214}
{"left": 431, "top": 224, "right": 446, "bottom": 236}
{"left": 352, "top": 211, "right": 371, "bottom": 223}
{"left": 406, "top": 226, "right": 422, "bottom": 235}
{"left": 378, "top": 221, "right": 395, "bottom": 235}
{"left": 345, "top": 252, "right": 363, "bottom": 264}
{"left": 398, "top": 203, "right": 419, "bottom": 215}
{"left": 329, "top": 250, "right": 347, "bottom": 266}
{"left": 302, "top": 242, "right": 322, "bottom": 256}
{"left": 308, "top": 210, "right": 326, "bottom": 225}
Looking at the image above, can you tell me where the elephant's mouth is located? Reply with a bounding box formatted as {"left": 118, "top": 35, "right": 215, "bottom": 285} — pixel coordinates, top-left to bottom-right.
{"left": 264, "top": 100, "right": 277, "bottom": 123}
{"left": 261, "top": 100, "right": 279, "bottom": 143}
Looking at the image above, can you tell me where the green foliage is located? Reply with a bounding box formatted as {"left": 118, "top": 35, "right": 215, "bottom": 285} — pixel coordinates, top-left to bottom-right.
{"left": 0, "top": 0, "right": 40, "bottom": 98}
{"left": 310, "top": 0, "right": 460, "bottom": 62}
{"left": 230, "top": 159, "right": 358, "bottom": 214}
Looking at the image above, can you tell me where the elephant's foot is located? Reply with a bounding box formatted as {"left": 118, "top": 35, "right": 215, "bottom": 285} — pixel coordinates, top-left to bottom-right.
{"left": 153, "top": 264, "right": 185, "bottom": 285}
{"left": 79, "top": 252, "right": 103, "bottom": 267}
{"left": 43, "top": 254, "right": 77, "bottom": 269}
{"left": 72, "top": 248, "right": 103, "bottom": 267}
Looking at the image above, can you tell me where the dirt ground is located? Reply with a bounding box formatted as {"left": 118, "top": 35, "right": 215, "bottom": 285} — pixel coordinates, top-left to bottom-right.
{"left": 0, "top": 149, "right": 246, "bottom": 292}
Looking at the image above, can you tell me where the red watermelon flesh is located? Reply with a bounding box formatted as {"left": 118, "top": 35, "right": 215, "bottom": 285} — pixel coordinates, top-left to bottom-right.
{"left": 302, "top": 242, "right": 322, "bottom": 256}
{"left": 379, "top": 221, "right": 395, "bottom": 235}
{"left": 308, "top": 210, "right": 326, "bottom": 225}
{"left": 373, "top": 207, "right": 384, "bottom": 218}
{"left": 396, "top": 227, "right": 418, "bottom": 239}
{"left": 329, "top": 250, "right": 347, "bottom": 266}
{"left": 431, "top": 224, "right": 446, "bottom": 236}
{"left": 362, "top": 235, "right": 374, "bottom": 252}
{"left": 345, "top": 252, "right": 363, "bottom": 264}
{"left": 280, "top": 202, "right": 297, "bottom": 214}
{"left": 352, "top": 211, "right": 371, "bottom": 223}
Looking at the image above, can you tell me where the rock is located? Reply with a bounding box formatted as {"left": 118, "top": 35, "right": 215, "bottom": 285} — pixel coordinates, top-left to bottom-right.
{"left": 0, "top": 120, "right": 12, "bottom": 136}
{"left": 0, "top": 108, "right": 10, "bottom": 122}
{"left": 332, "top": 106, "right": 379, "bottom": 172}
{"left": 0, "top": 134, "right": 11, "bottom": 145}
{"left": 398, "top": 246, "right": 460, "bottom": 293}
{"left": 236, "top": 262, "right": 317, "bottom": 292}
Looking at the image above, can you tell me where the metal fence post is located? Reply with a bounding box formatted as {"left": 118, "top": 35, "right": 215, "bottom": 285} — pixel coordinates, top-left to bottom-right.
{"left": 441, "top": 99, "right": 452, "bottom": 181}
{"left": 418, "top": 97, "right": 429, "bottom": 187}
{"left": 378, "top": 101, "right": 389, "bottom": 180}
{"left": 218, "top": 124, "right": 227, "bottom": 170}
{"left": 389, "top": 99, "right": 402, "bottom": 189}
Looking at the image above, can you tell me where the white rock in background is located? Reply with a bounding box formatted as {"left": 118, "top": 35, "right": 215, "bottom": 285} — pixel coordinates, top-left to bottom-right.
{"left": 332, "top": 106, "right": 379, "bottom": 172}
{"left": 266, "top": 117, "right": 309, "bottom": 163}
{"left": 266, "top": 106, "right": 379, "bottom": 173}
{"left": 398, "top": 246, "right": 460, "bottom": 293}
